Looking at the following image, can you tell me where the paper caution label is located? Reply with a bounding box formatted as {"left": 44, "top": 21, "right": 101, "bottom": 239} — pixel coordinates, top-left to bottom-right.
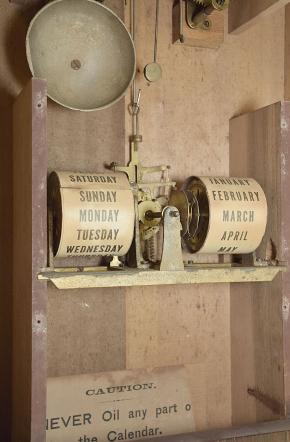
{"left": 47, "top": 366, "right": 195, "bottom": 442}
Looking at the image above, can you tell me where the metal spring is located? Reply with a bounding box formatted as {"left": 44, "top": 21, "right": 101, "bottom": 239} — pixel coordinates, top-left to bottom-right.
{"left": 146, "top": 235, "right": 158, "bottom": 263}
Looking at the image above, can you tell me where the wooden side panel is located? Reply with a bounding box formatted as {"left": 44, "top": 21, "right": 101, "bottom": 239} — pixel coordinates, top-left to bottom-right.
{"left": 0, "top": 78, "right": 13, "bottom": 442}
{"left": 12, "top": 79, "right": 47, "bottom": 442}
{"left": 284, "top": 5, "right": 290, "bottom": 101}
{"left": 229, "top": 103, "right": 289, "bottom": 424}
{"left": 0, "top": 3, "right": 34, "bottom": 440}
{"left": 281, "top": 102, "right": 290, "bottom": 414}
{"left": 228, "top": 0, "right": 287, "bottom": 34}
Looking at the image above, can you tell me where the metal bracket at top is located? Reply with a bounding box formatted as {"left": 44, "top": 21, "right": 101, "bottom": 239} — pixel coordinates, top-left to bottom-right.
{"left": 185, "top": 0, "right": 229, "bottom": 31}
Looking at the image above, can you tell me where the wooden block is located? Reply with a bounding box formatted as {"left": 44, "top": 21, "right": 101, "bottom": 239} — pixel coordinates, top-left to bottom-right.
{"left": 12, "top": 78, "right": 47, "bottom": 442}
{"left": 229, "top": 102, "right": 290, "bottom": 424}
{"left": 172, "top": 0, "right": 225, "bottom": 49}
{"left": 228, "top": 0, "right": 288, "bottom": 34}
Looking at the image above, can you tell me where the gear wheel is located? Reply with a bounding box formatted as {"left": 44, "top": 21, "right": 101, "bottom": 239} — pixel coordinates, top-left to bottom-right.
{"left": 194, "top": 0, "right": 208, "bottom": 4}
{"left": 194, "top": 0, "right": 229, "bottom": 9}
{"left": 212, "top": 0, "right": 229, "bottom": 10}
{"left": 194, "top": 0, "right": 211, "bottom": 5}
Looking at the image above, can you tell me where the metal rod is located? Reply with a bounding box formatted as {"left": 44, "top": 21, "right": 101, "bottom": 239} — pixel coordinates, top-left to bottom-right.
{"left": 145, "top": 210, "right": 162, "bottom": 221}
{"left": 130, "top": 0, "right": 137, "bottom": 107}
{"left": 154, "top": 0, "right": 159, "bottom": 63}
{"left": 130, "top": 0, "right": 141, "bottom": 139}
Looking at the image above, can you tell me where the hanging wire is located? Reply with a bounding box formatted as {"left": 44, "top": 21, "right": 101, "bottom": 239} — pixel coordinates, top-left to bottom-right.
{"left": 130, "top": 0, "right": 139, "bottom": 135}
{"left": 154, "top": 0, "right": 160, "bottom": 63}
{"left": 130, "top": 0, "right": 137, "bottom": 105}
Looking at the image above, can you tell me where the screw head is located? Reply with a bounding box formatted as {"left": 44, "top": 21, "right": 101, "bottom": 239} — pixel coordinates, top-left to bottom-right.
{"left": 71, "top": 59, "right": 82, "bottom": 70}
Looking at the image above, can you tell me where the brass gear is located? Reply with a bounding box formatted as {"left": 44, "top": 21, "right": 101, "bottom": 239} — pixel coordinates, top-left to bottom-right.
{"left": 194, "top": 0, "right": 211, "bottom": 5}
{"left": 212, "top": 0, "right": 229, "bottom": 10}
{"left": 194, "top": 0, "right": 229, "bottom": 9}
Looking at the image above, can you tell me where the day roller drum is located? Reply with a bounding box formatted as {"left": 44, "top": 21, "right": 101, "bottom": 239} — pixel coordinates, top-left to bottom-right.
{"left": 48, "top": 171, "right": 135, "bottom": 258}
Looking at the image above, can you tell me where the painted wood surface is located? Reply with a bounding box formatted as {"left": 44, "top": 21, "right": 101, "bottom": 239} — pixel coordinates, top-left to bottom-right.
{"left": 1, "top": 0, "right": 290, "bottom": 440}
{"left": 0, "top": 2, "right": 33, "bottom": 438}
{"left": 124, "top": 0, "right": 285, "bottom": 432}
{"left": 228, "top": 0, "right": 288, "bottom": 34}
{"left": 12, "top": 79, "right": 47, "bottom": 441}
{"left": 230, "top": 102, "right": 290, "bottom": 423}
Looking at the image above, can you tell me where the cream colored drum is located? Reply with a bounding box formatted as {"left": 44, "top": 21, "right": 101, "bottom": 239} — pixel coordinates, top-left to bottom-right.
{"left": 170, "top": 176, "right": 267, "bottom": 254}
{"left": 48, "top": 171, "right": 135, "bottom": 258}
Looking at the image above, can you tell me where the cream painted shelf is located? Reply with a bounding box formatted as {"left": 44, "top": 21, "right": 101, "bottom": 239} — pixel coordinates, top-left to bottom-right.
{"left": 38, "top": 265, "right": 286, "bottom": 290}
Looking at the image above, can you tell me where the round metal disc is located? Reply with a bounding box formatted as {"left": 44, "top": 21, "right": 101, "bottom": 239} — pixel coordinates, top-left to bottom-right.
{"left": 26, "top": 0, "right": 136, "bottom": 111}
{"left": 144, "top": 62, "right": 162, "bottom": 83}
{"left": 182, "top": 177, "right": 210, "bottom": 253}
{"left": 138, "top": 200, "right": 161, "bottom": 227}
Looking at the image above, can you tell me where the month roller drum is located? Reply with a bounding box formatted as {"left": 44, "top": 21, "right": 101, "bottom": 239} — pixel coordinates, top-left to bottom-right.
{"left": 48, "top": 171, "right": 135, "bottom": 258}
{"left": 170, "top": 176, "right": 268, "bottom": 254}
